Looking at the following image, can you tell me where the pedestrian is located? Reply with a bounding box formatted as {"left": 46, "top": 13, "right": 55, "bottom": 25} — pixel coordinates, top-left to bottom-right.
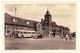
{"left": 65, "top": 34, "right": 69, "bottom": 40}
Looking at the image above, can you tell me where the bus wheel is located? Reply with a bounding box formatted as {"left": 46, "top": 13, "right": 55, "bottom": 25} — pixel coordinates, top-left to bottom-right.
{"left": 21, "top": 35, "right": 24, "bottom": 38}
{"left": 31, "top": 35, "right": 33, "bottom": 38}
{"left": 33, "top": 35, "right": 37, "bottom": 39}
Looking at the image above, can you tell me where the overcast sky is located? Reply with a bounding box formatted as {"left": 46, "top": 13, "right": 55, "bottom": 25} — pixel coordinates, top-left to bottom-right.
{"left": 5, "top": 3, "right": 76, "bottom": 32}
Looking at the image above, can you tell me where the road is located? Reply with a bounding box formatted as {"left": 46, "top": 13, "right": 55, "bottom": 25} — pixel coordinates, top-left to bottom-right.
{"left": 5, "top": 37, "right": 76, "bottom": 50}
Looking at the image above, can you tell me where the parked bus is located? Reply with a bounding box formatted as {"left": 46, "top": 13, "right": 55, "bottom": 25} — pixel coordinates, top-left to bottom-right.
{"left": 14, "top": 30, "right": 37, "bottom": 38}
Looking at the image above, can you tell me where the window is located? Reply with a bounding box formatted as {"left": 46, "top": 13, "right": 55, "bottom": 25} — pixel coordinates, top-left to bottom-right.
{"left": 26, "top": 21, "right": 29, "bottom": 24}
{"left": 18, "top": 31, "right": 20, "bottom": 33}
{"left": 23, "top": 32, "right": 28, "bottom": 34}
{"left": 7, "top": 31, "right": 10, "bottom": 33}
{"left": 20, "top": 32, "right": 22, "bottom": 34}
{"left": 46, "top": 17, "right": 47, "bottom": 20}
{"left": 7, "top": 27, "right": 11, "bottom": 29}
{"left": 13, "top": 18, "right": 17, "bottom": 22}
{"left": 28, "top": 32, "right": 31, "bottom": 34}
{"left": 32, "top": 32, "right": 36, "bottom": 34}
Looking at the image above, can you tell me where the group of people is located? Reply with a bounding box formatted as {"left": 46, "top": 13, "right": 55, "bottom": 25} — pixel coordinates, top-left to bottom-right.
{"left": 61, "top": 33, "right": 76, "bottom": 41}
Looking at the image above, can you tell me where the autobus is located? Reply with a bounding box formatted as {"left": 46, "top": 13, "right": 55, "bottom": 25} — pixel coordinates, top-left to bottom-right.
{"left": 14, "top": 30, "right": 37, "bottom": 38}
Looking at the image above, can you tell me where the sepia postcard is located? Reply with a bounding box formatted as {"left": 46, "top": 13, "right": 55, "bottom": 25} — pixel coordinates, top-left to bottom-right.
{"left": 3, "top": 2, "right": 77, "bottom": 50}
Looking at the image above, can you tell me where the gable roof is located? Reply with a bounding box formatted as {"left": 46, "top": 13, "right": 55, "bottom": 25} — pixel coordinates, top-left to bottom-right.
{"left": 5, "top": 13, "right": 38, "bottom": 28}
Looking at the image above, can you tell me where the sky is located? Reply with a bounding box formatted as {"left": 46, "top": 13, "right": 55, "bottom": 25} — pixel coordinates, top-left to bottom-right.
{"left": 5, "top": 3, "right": 76, "bottom": 32}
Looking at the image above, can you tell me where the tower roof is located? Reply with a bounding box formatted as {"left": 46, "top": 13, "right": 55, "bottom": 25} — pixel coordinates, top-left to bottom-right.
{"left": 45, "top": 10, "right": 51, "bottom": 15}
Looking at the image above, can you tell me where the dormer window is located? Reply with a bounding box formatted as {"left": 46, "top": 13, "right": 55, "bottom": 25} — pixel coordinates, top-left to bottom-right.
{"left": 26, "top": 21, "right": 29, "bottom": 24}
{"left": 13, "top": 18, "right": 17, "bottom": 22}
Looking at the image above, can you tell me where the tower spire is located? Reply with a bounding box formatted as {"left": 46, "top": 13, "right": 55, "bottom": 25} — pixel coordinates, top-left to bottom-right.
{"left": 45, "top": 9, "right": 51, "bottom": 15}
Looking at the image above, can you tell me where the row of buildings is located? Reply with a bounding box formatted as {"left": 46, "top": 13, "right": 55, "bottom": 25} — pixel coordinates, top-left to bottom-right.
{"left": 5, "top": 10, "right": 70, "bottom": 37}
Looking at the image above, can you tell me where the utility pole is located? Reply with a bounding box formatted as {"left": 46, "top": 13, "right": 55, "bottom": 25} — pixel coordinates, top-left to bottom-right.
{"left": 14, "top": 8, "right": 17, "bottom": 37}
{"left": 15, "top": 8, "right": 17, "bottom": 17}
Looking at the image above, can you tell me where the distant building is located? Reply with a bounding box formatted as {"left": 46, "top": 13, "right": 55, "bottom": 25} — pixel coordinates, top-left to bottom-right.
{"left": 41, "top": 10, "right": 70, "bottom": 37}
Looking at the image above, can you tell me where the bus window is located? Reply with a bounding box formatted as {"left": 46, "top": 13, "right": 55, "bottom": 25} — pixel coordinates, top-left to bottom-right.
{"left": 32, "top": 32, "right": 36, "bottom": 34}
{"left": 18, "top": 31, "right": 19, "bottom": 33}
{"left": 23, "top": 32, "right": 28, "bottom": 34}
{"left": 16, "top": 30, "right": 37, "bottom": 38}
{"left": 28, "top": 32, "right": 31, "bottom": 34}
{"left": 20, "top": 32, "right": 22, "bottom": 34}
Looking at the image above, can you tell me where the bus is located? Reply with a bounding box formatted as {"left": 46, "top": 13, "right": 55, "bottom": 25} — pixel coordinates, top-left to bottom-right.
{"left": 14, "top": 30, "right": 37, "bottom": 38}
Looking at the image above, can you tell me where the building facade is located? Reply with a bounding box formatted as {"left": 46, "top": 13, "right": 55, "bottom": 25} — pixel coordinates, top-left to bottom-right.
{"left": 5, "top": 13, "right": 38, "bottom": 37}
{"left": 41, "top": 10, "right": 53, "bottom": 37}
{"left": 5, "top": 9, "right": 70, "bottom": 38}
{"left": 36, "top": 22, "right": 42, "bottom": 36}
{"left": 41, "top": 10, "right": 70, "bottom": 37}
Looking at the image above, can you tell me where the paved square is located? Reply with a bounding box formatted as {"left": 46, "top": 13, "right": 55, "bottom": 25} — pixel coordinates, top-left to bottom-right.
{"left": 5, "top": 37, "right": 76, "bottom": 50}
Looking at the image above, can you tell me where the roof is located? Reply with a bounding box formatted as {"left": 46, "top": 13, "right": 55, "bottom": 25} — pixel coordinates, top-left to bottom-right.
{"left": 16, "top": 30, "right": 36, "bottom": 32}
{"left": 45, "top": 10, "right": 51, "bottom": 15}
{"left": 5, "top": 13, "right": 38, "bottom": 28}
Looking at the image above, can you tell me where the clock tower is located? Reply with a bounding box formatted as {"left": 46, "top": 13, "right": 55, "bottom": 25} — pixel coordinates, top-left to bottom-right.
{"left": 44, "top": 10, "right": 52, "bottom": 37}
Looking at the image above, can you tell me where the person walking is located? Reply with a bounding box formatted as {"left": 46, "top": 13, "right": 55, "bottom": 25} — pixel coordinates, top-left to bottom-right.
{"left": 65, "top": 34, "right": 69, "bottom": 40}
